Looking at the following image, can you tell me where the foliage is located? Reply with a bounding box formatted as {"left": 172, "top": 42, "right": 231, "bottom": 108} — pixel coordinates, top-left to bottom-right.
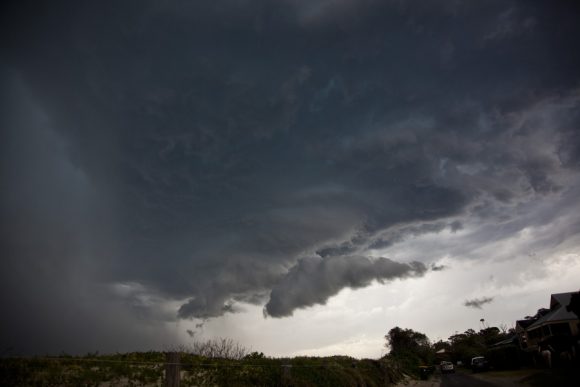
{"left": 384, "top": 324, "right": 517, "bottom": 375}
{"left": 386, "top": 327, "right": 430, "bottom": 354}
{"left": 432, "top": 339, "right": 451, "bottom": 353}
{"left": 0, "top": 354, "right": 164, "bottom": 386}
{"left": 384, "top": 327, "right": 434, "bottom": 377}
{"left": 186, "top": 337, "right": 249, "bottom": 360}
{"left": 244, "top": 351, "right": 266, "bottom": 360}
{"left": 0, "top": 351, "right": 405, "bottom": 386}
{"left": 445, "top": 326, "right": 511, "bottom": 365}
{"left": 447, "top": 328, "right": 486, "bottom": 364}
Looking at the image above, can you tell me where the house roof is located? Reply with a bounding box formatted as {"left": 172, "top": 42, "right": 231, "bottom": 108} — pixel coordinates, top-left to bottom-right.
{"left": 516, "top": 319, "right": 537, "bottom": 330}
{"left": 551, "top": 292, "right": 572, "bottom": 309}
{"left": 527, "top": 292, "right": 579, "bottom": 331}
{"left": 490, "top": 335, "right": 517, "bottom": 348}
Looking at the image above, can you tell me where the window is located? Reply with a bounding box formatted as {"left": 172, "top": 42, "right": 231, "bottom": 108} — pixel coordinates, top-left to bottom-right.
{"left": 541, "top": 325, "right": 552, "bottom": 337}
{"left": 550, "top": 322, "right": 571, "bottom": 336}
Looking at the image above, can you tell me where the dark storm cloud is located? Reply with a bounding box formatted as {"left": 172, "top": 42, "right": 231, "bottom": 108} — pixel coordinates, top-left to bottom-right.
{"left": 464, "top": 297, "right": 495, "bottom": 309}
{"left": 2, "top": 0, "right": 580, "bottom": 353}
{"left": 367, "top": 222, "right": 454, "bottom": 251}
{"left": 265, "top": 256, "right": 426, "bottom": 317}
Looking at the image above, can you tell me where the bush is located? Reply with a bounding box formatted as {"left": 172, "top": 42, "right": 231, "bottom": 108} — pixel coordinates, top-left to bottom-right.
{"left": 187, "top": 338, "right": 249, "bottom": 360}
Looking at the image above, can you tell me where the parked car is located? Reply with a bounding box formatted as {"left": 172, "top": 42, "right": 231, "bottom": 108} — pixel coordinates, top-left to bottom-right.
{"left": 471, "top": 356, "right": 489, "bottom": 372}
{"left": 440, "top": 361, "right": 455, "bottom": 374}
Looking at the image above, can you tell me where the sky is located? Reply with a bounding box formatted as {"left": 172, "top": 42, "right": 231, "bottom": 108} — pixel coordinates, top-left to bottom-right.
{"left": 1, "top": 0, "right": 580, "bottom": 358}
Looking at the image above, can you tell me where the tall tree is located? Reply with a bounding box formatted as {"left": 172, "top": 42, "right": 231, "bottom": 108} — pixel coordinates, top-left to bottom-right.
{"left": 385, "top": 326, "right": 434, "bottom": 370}
{"left": 386, "top": 327, "right": 430, "bottom": 355}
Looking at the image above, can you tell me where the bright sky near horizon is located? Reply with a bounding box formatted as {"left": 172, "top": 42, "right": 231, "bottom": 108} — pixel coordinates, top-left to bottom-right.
{"left": 2, "top": 0, "right": 580, "bottom": 358}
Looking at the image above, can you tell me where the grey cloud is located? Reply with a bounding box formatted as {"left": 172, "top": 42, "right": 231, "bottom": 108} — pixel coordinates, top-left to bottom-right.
{"left": 178, "top": 294, "right": 242, "bottom": 320}
{"left": 464, "top": 297, "right": 494, "bottom": 309}
{"left": 265, "top": 256, "right": 426, "bottom": 317}
{"left": 449, "top": 221, "right": 463, "bottom": 232}
{"left": 430, "top": 264, "right": 448, "bottom": 272}
{"left": 368, "top": 222, "right": 453, "bottom": 251}
{"left": 558, "top": 129, "right": 580, "bottom": 169}
{"left": 483, "top": 7, "right": 536, "bottom": 41}
{"left": 520, "top": 157, "right": 561, "bottom": 194}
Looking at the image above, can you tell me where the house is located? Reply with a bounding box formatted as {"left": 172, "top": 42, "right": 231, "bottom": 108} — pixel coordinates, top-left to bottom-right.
{"left": 487, "top": 335, "right": 521, "bottom": 369}
{"left": 524, "top": 292, "right": 580, "bottom": 352}
{"left": 515, "top": 318, "right": 539, "bottom": 350}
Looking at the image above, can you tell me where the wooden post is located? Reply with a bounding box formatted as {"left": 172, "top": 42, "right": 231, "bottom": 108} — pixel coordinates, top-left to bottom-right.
{"left": 165, "top": 352, "right": 180, "bottom": 387}
{"left": 281, "top": 364, "right": 292, "bottom": 387}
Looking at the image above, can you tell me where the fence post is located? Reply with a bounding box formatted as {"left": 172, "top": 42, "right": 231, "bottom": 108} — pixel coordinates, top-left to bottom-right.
{"left": 165, "top": 352, "right": 180, "bottom": 387}
{"left": 281, "top": 364, "right": 292, "bottom": 386}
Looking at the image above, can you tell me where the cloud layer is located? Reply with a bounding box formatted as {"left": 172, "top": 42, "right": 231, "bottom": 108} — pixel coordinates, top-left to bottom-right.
{"left": 1, "top": 0, "right": 580, "bottom": 354}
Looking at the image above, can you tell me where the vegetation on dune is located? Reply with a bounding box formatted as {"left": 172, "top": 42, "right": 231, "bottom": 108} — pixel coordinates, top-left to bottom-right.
{"left": 0, "top": 351, "right": 166, "bottom": 386}
{"left": 0, "top": 340, "right": 406, "bottom": 386}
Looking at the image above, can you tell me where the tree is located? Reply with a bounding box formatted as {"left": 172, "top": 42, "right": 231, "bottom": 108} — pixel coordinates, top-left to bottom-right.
{"left": 385, "top": 327, "right": 434, "bottom": 370}
{"left": 479, "top": 327, "right": 503, "bottom": 346}
{"left": 447, "top": 329, "right": 486, "bottom": 364}
{"left": 386, "top": 327, "right": 430, "bottom": 355}
{"left": 432, "top": 340, "right": 451, "bottom": 353}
